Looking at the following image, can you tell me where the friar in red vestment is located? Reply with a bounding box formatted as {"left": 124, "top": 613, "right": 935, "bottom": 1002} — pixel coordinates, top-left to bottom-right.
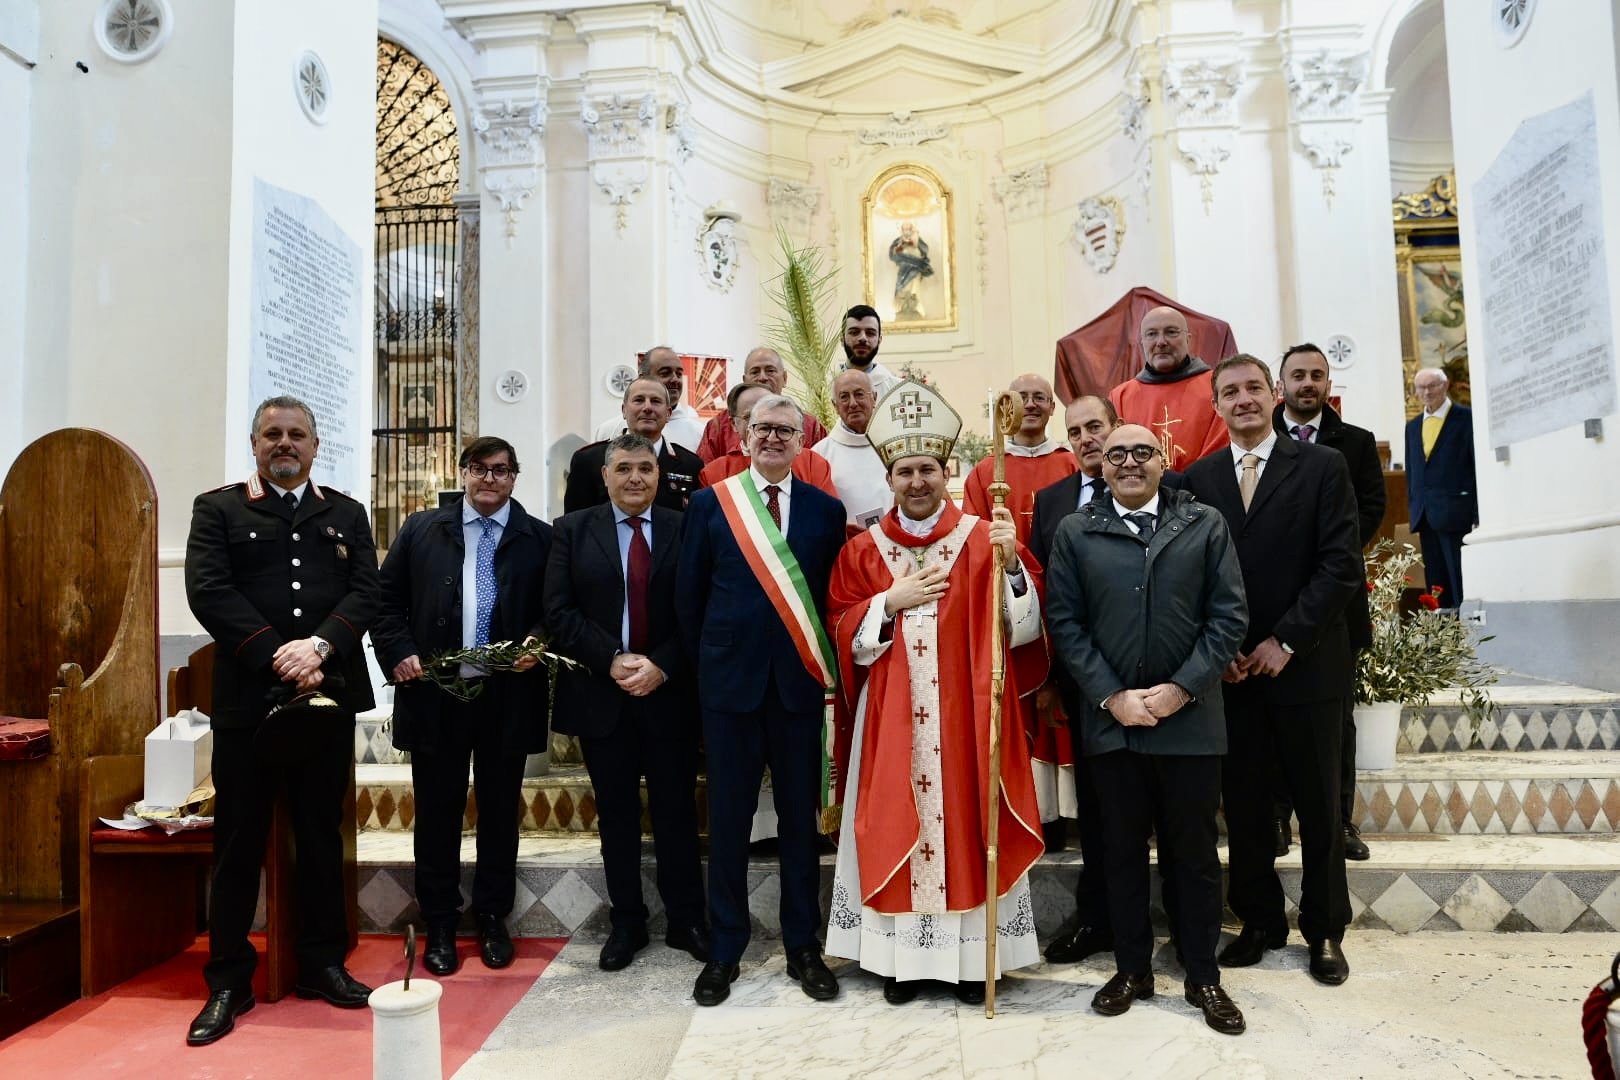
{"left": 695, "top": 347, "right": 826, "bottom": 462}
{"left": 697, "top": 382, "right": 841, "bottom": 500}
{"left": 962, "top": 374, "right": 1074, "bottom": 832}
{"left": 1108, "top": 306, "right": 1230, "bottom": 471}
{"left": 824, "top": 380, "right": 1046, "bottom": 1005}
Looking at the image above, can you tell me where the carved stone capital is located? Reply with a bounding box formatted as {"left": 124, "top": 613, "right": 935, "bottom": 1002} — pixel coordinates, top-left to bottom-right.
{"left": 767, "top": 178, "right": 820, "bottom": 233}
{"left": 1175, "top": 134, "right": 1231, "bottom": 215}
{"left": 581, "top": 92, "right": 658, "bottom": 160}
{"left": 473, "top": 99, "right": 547, "bottom": 168}
{"left": 991, "top": 163, "right": 1048, "bottom": 219}
{"left": 1162, "top": 59, "right": 1243, "bottom": 127}
{"left": 1285, "top": 51, "right": 1368, "bottom": 121}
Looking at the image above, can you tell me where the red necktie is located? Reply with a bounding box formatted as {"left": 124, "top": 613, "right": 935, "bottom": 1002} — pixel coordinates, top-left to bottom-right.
{"left": 765, "top": 485, "right": 782, "bottom": 531}
{"left": 626, "top": 516, "right": 650, "bottom": 653}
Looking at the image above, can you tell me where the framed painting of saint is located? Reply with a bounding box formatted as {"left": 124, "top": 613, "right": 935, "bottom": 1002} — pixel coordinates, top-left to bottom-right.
{"left": 862, "top": 164, "right": 956, "bottom": 332}
{"left": 1394, "top": 174, "right": 1469, "bottom": 418}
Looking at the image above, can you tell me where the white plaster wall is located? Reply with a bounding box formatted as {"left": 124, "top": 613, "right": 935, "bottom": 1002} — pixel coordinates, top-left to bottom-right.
{"left": 1443, "top": 0, "right": 1620, "bottom": 604}
{"left": 0, "top": 0, "right": 36, "bottom": 475}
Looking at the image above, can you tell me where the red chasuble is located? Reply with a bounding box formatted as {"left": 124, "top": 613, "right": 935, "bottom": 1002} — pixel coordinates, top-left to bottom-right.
{"left": 961, "top": 448, "right": 1072, "bottom": 771}
{"left": 1108, "top": 370, "right": 1230, "bottom": 471}
{"left": 827, "top": 504, "right": 1045, "bottom": 915}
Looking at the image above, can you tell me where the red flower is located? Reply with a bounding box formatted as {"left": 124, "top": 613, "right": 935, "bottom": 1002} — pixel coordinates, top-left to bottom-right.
{"left": 1418, "top": 594, "right": 1440, "bottom": 610}
{"left": 1430, "top": 585, "right": 1444, "bottom": 597}
{"left": 1365, "top": 582, "right": 1375, "bottom": 593}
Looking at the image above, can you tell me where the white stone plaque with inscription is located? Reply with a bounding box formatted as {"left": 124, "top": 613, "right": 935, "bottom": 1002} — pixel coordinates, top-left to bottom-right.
{"left": 249, "top": 178, "right": 365, "bottom": 495}
{"left": 1475, "top": 92, "right": 1615, "bottom": 448}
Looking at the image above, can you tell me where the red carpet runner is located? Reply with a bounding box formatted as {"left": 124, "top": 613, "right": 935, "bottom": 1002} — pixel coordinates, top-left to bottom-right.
{"left": 0, "top": 934, "right": 565, "bottom": 1079}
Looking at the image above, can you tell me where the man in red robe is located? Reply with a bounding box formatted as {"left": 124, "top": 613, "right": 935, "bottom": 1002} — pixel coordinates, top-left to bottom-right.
{"left": 699, "top": 382, "right": 840, "bottom": 500}
{"left": 1109, "top": 306, "right": 1230, "bottom": 471}
{"left": 825, "top": 380, "right": 1046, "bottom": 1005}
{"left": 962, "top": 374, "right": 1074, "bottom": 839}
{"left": 695, "top": 346, "right": 828, "bottom": 462}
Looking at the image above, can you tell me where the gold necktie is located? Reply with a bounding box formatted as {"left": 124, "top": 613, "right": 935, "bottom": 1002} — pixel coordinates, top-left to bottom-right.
{"left": 1239, "top": 453, "right": 1261, "bottom": 510}
{"left": 1422, "top": 415, "right": 1442, "bottom": 458}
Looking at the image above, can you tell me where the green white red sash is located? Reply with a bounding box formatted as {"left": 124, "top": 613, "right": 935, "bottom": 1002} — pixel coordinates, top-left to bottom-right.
{"left": 712, "top": 472, "right": 837, "bottom": 690}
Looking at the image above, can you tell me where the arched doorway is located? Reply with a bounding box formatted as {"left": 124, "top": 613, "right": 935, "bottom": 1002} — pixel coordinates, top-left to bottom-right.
{"left": 373, "top": 38, "right": 464, "bottom": 550}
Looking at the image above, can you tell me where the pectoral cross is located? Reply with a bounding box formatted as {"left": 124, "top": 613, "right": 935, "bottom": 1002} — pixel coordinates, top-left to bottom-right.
{"left": 1154, "top": 406, "right": 1186, "bottom": 465}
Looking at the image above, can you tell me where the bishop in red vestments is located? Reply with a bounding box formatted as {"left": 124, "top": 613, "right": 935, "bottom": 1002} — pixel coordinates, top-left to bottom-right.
{"left": 825, "top": 380, "right": 1046, "bottom": 1004}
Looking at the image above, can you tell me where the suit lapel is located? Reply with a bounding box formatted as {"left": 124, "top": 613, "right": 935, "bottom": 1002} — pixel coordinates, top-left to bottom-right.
{"left": 1205, "top": 455, "right": 1245, "bottom": 522}
{"left": 649, "top": 507, "right": 678, "bottom": 575}
{"left": 590, "top": 504, "right": 623, "bottom": 577}
{"left": 1246, "top": 438, "right": 1297, "bottom": 521}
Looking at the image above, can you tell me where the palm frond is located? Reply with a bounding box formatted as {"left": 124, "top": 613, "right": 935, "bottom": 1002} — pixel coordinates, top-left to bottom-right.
{"left": 762, "top": 227, "right": 840, "bottom": 429}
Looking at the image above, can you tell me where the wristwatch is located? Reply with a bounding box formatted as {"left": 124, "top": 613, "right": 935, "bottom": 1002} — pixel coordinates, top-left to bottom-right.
{"left": 311, "top": 636, "right": 332, "bottom": 660}
{"left": 1278, "top": 640, "right": 1295, "bottom": 655}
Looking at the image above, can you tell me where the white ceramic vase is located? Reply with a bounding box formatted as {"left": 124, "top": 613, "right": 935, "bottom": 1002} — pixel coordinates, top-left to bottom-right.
{"left": 1353, "top": 701, "right": 1404, "bottom": 771}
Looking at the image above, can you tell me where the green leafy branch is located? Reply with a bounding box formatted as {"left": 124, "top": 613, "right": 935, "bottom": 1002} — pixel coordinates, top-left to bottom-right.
{"left": 763, "top": 226, "right": 839, "bottom": 430}
{"left": 420, "top": 639, "right": 585, "bottom": 705}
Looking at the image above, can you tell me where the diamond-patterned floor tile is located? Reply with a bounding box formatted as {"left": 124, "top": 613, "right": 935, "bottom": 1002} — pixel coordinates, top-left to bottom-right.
{"left": 1576, "top": 710, "right": 1600, "bottom": 747}
{"left": 1468, "top": 784, "right": 1495, "bottom": 832}
{"left": 1367, "top": 786, "right": 1394, "bottom": 830}
{"left": 1516, "top": 875, "right": 1586, "bottom": 932}
{"left": 1394, "top": 786, "right": 1419, "bottom": 829}
{"left": 1522, "top": 783, "right": 1549, "bottom": 831}
{"left": 511, "top": 876, "right": 539, "bottom": 923}
{"left": 543, "top": 869, "right": 604, "bottom": 931}
{"left": 1549, "top": 711, "right": 1576, "bottom": 749}
{"left": 358, "top": 868, "right": 414, "bottom": 928}
{"left": 1575, "top": 783, "right": 1602, "bottom": 830}
{"left": 1440, "top": 874, "right": 1513, "bottom": 931}
{"left": 1588, "top": 877, "right": 1620, "bottom": 930}
{"left": 1547, "top": 784, "right": 1575, "bottom": 830}
{"left": 1419, "top": 783, "right": 1443, "bottom": 832}
{"left": 1368, "top": 874, "right": 1440, "bottom": 932}
{"left": 1445, "top": 786, "right": 1470, "bottom": 832}
{"left": 748, "top": 874, "right": 783, "bottom": 931}
{"left": 1497, "top": 711, "right": 1526, "bottom": 750}
{"left": 1497, "top": 783, "right": 1523, "bottom": 833}
{"left": 1524, "top": 712, "right": 1550, "bottom": 749}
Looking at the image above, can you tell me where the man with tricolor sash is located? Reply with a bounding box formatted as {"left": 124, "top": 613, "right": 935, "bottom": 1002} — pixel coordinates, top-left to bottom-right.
{"left": 824, "top": 380, "right": 1047, "bottom": 1006}
{"left": 676, "top": 392, "right": 849, "bottom": 1007}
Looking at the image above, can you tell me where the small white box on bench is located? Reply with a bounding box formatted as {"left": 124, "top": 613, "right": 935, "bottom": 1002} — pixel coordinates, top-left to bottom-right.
{"left": 145, "top": 709, "right": 213, "bottom": 807}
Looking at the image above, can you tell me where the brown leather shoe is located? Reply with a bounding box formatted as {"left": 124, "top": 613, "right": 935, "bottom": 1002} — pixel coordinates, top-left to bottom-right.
{"left": 1091, "top": 971, "right": 1154, "bottom": 1016}
{"left": 1184, "top": 982, "right": 1246, "bottom": 1034}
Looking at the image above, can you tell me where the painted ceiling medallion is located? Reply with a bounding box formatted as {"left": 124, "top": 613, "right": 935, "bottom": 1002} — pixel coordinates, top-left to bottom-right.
{"left": 94, "top": 0, "right": 172, "bottom": 64}
{"left": 1495, "top": 0, "right": 1536, "bottom": 48}
{"left": 296, "top": 51, "right": 331, "bottom": 124}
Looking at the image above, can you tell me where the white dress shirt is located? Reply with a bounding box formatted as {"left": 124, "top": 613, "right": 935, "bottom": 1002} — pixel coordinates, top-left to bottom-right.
{"left": 266, "top": 480, "right": 309, "bottom": 505}
{"left": 1112, "top": 493, "right": 1161, "bottom": 535}
{"left": 1076, "top": 473, "right": 1108, "bottom": 509}
{"left": 749, "top": 465, "right": 792, "bottom": 536}
{"left": 461, "top": 499, "right": 511, "bottom": 671}
{"left": 1229, "top": 431, "right": 1280, "bottom": 485}
{"left": 1284, "top": 409, "right": 1323, "bottom": 441}
{"left": 1423, "top": 397, "right": 1453, "bottom": 422}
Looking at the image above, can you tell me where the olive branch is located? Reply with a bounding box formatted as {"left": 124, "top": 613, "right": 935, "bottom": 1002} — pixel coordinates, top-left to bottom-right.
{"left": 419, "top": 639, "right": 585, "bottom": 705}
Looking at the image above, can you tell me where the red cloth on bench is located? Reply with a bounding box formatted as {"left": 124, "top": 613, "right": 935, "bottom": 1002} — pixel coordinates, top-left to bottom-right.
{"left": 0, "top": 717, "right": 49, "bottom": 760}
{"left": 89, "top": 825, "right": 214, "bottom": 844}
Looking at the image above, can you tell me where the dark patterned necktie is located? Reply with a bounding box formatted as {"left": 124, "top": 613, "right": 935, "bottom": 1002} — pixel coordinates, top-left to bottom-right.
{"left": 626, "top": 516, "right": 650, "bottom": 653}
{"left": 765, "top": 485, "right": 782, "bottom": 531}
{"left": 1126, "top": 511, "right": 1155, "bottom": 543}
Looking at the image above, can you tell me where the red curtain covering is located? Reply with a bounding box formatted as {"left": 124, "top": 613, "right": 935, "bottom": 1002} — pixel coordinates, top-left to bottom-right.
{"left": 1053, "top": 286, "right": 1240, "bottom": 403}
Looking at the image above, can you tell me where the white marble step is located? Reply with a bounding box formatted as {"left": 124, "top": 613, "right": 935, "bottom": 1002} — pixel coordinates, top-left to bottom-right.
{"left": 1352, "top": 750, "right": 1620, "bottom": 835}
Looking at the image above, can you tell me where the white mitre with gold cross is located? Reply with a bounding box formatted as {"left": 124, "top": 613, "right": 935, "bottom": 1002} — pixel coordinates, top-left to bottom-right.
{"left": 867, "top": 380, "right": 962, "bottom": 467}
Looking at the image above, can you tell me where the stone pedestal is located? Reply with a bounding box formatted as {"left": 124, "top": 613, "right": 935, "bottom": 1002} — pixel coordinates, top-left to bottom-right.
{"left": 369, "top": 978, "right": 444, "bottom": 1080}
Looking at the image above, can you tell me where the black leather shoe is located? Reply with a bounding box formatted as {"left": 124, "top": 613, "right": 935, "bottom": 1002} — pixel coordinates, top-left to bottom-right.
{"left": 953, "top": 980, "right": 987, "bottom": 1006}
{"left": 1044, "top": 923, "right": 1113, "bottom": 964}
{"left": 423, "top": 926, "right": 459, "bottom": 976}
{"left": 1042, "top": 818, "right": 1068, "bottom": 853}
{"left": 186, "top": 988, "right": 254, "bottom": 1046}
{"left": 1184, "top": 982, "right": 1246, "bottom": 1035}
{"left": 1343, "top": 823, "right": 1371, "bottom": 861}
{"left": 1091, "top": 971, "right": 1155, "bottom": 1016}
{"left": 599, "top": 925, "right": 651, "bottom": 971}
{"left": 692, "top": 960, "right": 740, "bottom": 1006}
{"left": 294, "top": 966, "right": 373, "bottom": 1008}
{"left": 1275, "top": 815, "right": 1293, "bottom": 857}
{"left": 785, "top": 947, "right": 839, "bottom": 1001}
{"left": 1218, "top": 923, "right": 1287, "bottom": 967}
{"left": 476, "top": 914, "right": 515, "bottom": 969}
{"left": 883, "top": 977, "right": 920, "bottom": 1005}
{"left": 1308, "top": 939, "right": 1350, "bottom": 985}
{"left": 665, "top": 924, "right": 711, "bottom": 963}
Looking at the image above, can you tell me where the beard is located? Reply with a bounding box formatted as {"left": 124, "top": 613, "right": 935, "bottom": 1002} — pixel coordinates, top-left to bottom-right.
{"left": 843, "top": 341, "right": 878, "bottom": 368}
{"left": 268, "top": 456, "right": 301, "bottom": 479}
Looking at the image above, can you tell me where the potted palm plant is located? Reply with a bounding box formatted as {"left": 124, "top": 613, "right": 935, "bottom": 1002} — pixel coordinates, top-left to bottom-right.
{"left": 1354, "top": 540, "right": 1496, "bottom": 769}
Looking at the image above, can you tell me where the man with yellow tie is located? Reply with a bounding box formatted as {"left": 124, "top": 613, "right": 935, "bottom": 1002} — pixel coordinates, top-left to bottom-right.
{"left": 1404, "top": 368, "right": 1477, "bottom": 611}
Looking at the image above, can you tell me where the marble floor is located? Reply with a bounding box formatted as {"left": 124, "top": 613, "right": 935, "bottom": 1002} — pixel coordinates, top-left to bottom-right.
{"left": 450, "top": 931, "right": 1601, "bottom": 1079}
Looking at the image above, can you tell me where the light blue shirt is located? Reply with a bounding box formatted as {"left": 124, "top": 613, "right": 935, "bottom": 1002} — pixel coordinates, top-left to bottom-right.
{"left": 461, "top": 500, "right": 511, "bottom": 668}
{"left": 611, "top": 501, "right": 654, "bottom": 653}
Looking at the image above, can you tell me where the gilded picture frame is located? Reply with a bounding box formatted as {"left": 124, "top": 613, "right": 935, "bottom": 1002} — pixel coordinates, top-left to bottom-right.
{"left": 1393, "top": 174, "right": 1469, "bottom": 419}
{"left": 862, "top": 163, "right": 956, "bottom": 333}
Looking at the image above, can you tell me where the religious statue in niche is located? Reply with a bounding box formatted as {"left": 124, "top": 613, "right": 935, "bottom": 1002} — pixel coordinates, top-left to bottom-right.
{"left": 862, "top": 163, "right": 956, "bottom": 332}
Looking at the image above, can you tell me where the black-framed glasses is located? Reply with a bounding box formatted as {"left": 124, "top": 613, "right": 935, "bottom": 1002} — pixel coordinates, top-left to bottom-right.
{"left": 465, "top": 463, "right": 516, "bottom": 480}
{"left": 749, "top": 423, "right": 801, "bottom": 441}
{"left": 1103, "top": 444, "right": 1161, "bottom": 466}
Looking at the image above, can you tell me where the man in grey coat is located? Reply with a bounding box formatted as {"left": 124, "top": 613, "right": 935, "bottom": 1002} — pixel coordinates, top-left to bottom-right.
{"left": 1046, "top": 424, "right": 1249, "bottom": 1036}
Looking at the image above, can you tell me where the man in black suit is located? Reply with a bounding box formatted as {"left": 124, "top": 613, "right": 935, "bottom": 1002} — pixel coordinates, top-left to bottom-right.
{"left": 545, "top": 433, "right": 709, "bottom": 972}
{"left": 565, "top": 378, "right": 703, "bottom": 513}
{"left": 676, "top": 394, "right": 848, "bottom": 1006}
{"left": 372, "top": 436, "right": 552, "bottom": 977}
{"left": 1405, "top": 367, "right": 1477, "bottom": 610}
{"left": 1272, "top": 344, "right": 1388, "bottom": 861}
{"left": 183, "top": 396, "right": 379, "bottom": 1045}
{"left": 1185, "top": 355, "right": 1361, "bottom": 986}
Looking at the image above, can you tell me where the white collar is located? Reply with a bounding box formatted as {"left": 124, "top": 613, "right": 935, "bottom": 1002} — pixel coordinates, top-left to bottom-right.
{"left": 1112, "top": 492, "right": 1161, "bottom": 521}
{"left": 1284, "top": 409, "right": 1323, "bottom": 430}
{"left": 897, "top": 501, "right": 946, "bottom": 537}
{"left": 749, "top": 465, "right": 792, "bottom": 496}
{"left": 1230, "top": 431, "right": 1279, "bottom": 465}
{"left": 267, "top": 480, "right": 308, "bottom": 503}
{"left": 1004, "top": 437, "right": 1059, "bottom": 458}
{"left": 611, "top": 501, "right": 654, "bottom": 523}
{"left": 1424, "top": 398, "right": 1453, "bottom": 421}
{"left": 672, "top": 401, "right": 698, "bottom": 419}
{"left": 830, "top": 421, "right": 872, "bottom": 447}
{"left": 463, "top": 498, "right": 513, "bottom": 527}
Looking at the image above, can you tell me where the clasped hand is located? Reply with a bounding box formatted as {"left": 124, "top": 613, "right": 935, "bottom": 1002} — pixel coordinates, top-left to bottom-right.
{"left": 610, "top": 652, "right": 665, "bottom": 697}
{"left": 273, "top": 637, "right": 325, "bottom": 691}
{"left": 1222, "top": 636, "right": 1292, "bottom": 683}
{"left": 1107, "top": 683, "right": 1188, "bottom": 728}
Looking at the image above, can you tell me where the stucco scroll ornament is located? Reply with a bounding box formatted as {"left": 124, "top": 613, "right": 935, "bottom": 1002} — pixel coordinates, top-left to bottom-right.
{"left": 1298, "top": 129, "right": 1357, "bottom": 208}
{"left": 858, "top": 111, "right": 951, "bottom": 148}
{"left": 1176, "top": 137, "right": 1229, "bottom": 215}
{"left": 991, "top": 163, "right": 1048, "bottom": 220}
{"left": 1162, "top": 59, "right": 1243, "bottom": 126}
{"left": 767, "top": 179, "right": 820, "bottom": 234}
{"left": 581, "top": 92, "right": 658, "bottom": 159}
{"left": 1071, "top": 197, "right": 1125, "bottom": 273}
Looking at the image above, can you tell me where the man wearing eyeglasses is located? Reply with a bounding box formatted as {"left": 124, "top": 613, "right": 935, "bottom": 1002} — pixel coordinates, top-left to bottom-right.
{"left": 1109, "top": 306, "right": 1230, "bottom": 470}
{"left": 567, "top": 378, "right": 704, "bottom": 513}
{"left": 962, "top": 374, "right": 1076, "bottom": 848}
{"left": 1046, "top": 425, "right": 1249, "bottom": 1034}
{"left": 371, "top": 436, "right": 553, "bottom": 979}
{"left": 695, "top": 347, "right": 829, "bottom": 463}
{"left": 697, "top": 381, "right": 840, "bottom": 498}
{"left": 677, "top": 393, "right": 848, "bottom": 1007}
{"left": 1185, "top": 355, "right": 1361, "bottom": 988}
